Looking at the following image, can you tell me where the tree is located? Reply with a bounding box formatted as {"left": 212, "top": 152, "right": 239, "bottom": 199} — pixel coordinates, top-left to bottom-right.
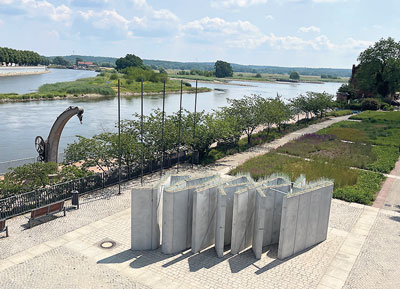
{"left": 116, "top": 54, "right": 145, "bottom": 70}
{"left": 354, "top": 37, "right": 400, "bottom": 98}
{"left": 75, "top": 57, "right": 83, "bottom": 65}
{"left": 52, "top": 56, "right": 70, "bottom": 66}
{"left": 214, "top": 60, "right": 233, "bottom": 78}
{"left": 289, "top": 71, "right": 300, "bottom": 80}
{"left": 222, "top": 95, "right": 263, "bottom": 144}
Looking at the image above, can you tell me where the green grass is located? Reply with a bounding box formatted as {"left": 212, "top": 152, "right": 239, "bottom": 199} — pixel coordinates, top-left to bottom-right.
{"left": 326, "top": 110, "right": 353, "bottom": 117}
{"left": 167, "top": 71, "right": 349, "bottom": 83}
{"left": 0, "top": 74, "right": 211, "bottom": 102}
{"left": 201, "top": 117, "right": 329, "bottom": 165}
{"left": 334, "top": 171, "right": 385, "bottom": 205}
{"left": 231, "top": 152, "right": 385, "bottom": 205}
{"left": 276, "top": 133, "right": 399, "bottom": 173}
{"left": 231, "top": 152, "right": 358, "bottom": 188}
{"left": 350, "top": 111, "right": 400, "bottom": 122}
{"left": 38, "top": 79, "right": 115, "bottom": 96}
{"left": 319, "top": 111, "right": 400, "bottom": 147}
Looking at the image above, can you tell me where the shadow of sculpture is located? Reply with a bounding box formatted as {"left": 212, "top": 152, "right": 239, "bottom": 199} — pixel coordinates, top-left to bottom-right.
{"left": 255, "top": 244, "right": 318, "bottom": 275}
{"left": 188, "top": 247, "right": 230, "bottom": 272}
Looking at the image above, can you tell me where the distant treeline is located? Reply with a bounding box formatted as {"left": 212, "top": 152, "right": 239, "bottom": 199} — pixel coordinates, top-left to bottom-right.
{"left": 0, "top": 47, "right": 48, "bottom": 66}
{"left": 143, "top": 60, "right": 351, "bottom": 77}
{"left": 46, "top": 55, "right": 352, "bottom": 77}
{"left": 48, "top": 55, "right": 117, "bottom": 67}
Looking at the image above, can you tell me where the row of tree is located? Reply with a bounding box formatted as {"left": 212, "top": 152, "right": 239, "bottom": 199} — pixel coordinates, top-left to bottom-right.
{"left": 0, "top": 47, "right": 48, "bottom": 66}
{"left": 64, "top": 92, "right": 333, "bottom": 172}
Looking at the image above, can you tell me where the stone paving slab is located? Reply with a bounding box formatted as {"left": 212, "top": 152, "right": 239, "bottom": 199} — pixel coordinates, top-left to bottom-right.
{"left": 0, "top": 247, "right": 150, "bottom": 289}
{"left": 0, "top": 199, "right": 360, "bottom": 289}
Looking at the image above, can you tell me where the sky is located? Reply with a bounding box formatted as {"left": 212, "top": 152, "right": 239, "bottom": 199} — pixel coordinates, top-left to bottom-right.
{"left": 0, "top": 0, "right": 399, "bottom": 68}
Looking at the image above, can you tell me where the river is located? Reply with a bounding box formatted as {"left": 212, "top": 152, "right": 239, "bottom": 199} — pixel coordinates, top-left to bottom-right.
{"left": 0, "top": 69, "right": 342, "bottom": 162}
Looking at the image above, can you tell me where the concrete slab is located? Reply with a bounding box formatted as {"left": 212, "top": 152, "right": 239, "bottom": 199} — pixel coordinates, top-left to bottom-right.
{"left": 252, "top": 188, "right": 266, "bottom": 259}
{"left": 231, "top": 185, "right": 257, "bottom": 255}
{"left": 215, "top": 187, "right": 227, "bottom": 257}
{"left": 131, "top": 187, "right": 160, "bottom": 250}
{"left": 191, "top": 184, "right": 219, "bottom": 253}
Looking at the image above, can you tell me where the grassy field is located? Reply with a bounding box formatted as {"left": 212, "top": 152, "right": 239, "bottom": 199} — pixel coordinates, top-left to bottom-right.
{"left": 168, "top": 70, "right": 349, "bottom": 84}
{"left": 319, "top": 112, "right": 400, "bottom": 147}
{"left": 0, "top": 73, "right": 210, "bottom": 101}
{"left": 232, "top": 111, "right": 400, "bottom": 205}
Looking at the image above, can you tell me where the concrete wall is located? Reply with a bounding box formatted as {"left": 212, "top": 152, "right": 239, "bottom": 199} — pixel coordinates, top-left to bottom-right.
{"left": 221, "top": 183, "right": 251, "bottom": 246}
{"left": 191, "top": 184, "right": 219, "bottom": 253}
{"left": 259, "top": 185, "right": 291, "bottom": 246}
{"left": 161, "top": 175, "right": 220, "bottom": 254}
{"left": 277, "top": 183, "right": 333, "bottom": 259}
{"left": 231, "top": 185, "right": 257, "bottom": 255}
{"left": 215, "top": 188, "right": 227, "bottom": 257}
{"left": 131, "top": 187, "right": 160, "bottom": 250}
{"left": 252, "top": 188, "right": 266, "bottom": 259}
{"left": 0, "top": 66, "right": 48, "bottom": 76}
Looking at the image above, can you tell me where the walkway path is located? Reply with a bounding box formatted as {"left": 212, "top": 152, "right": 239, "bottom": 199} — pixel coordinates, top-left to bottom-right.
{"left": 1, "top": 114, "right": 400, "bottom": 289}
{"left": 373, "top": 158, "right": 400, "bottom": 211}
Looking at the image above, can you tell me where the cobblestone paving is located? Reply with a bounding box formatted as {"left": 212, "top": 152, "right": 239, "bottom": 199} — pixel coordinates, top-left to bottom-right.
{"left": 329, "top": 201, "right": 363, "bottom": 232}
{"left": 0, "top": 164, "right": 209, "bottom": 260}
{"left": 0, "top": 247, "right": 149, "bottom": 289}
{"left": 343, "top": 210, "right": 400, "bottom": 289}
{"left": 87, "top": 217, "right": 346, "bottom": 289}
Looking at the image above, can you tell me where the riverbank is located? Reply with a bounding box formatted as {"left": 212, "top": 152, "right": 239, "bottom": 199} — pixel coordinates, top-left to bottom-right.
{"left": 0, "top": 78, "right": 212, "bottom": 103}
{"left": 169, "top": 72, "right": 348, "bottom": 84}
{"left": 0, "top": 66, "right": 49, "bottom": 77}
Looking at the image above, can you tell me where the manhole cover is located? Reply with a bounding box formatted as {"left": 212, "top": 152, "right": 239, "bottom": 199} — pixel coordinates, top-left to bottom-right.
{"left": 100, "top": 240, "right": 116, "bottom": 249}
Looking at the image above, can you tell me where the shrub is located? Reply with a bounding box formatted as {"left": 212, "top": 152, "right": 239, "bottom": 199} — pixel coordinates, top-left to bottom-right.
{"left": 255, "top": 73, "right": 262, "bottom": 78}
{"left": 334, "top": 171, "right": 385, "bottom": 205}
{"left": 110, "top": 73, "right": 118, "bottom": 80}
{"left": 361, "top": 98, "right": 380, "bottom": 111}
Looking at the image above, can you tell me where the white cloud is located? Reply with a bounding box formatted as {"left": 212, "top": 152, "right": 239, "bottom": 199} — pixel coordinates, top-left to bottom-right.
{"left": 0, "top": 19, "right": 3, "bottom": 27}
{"left": 0, "top": 0, "right": 13, "bottom": 4}
{"left": 265, "top": 14, "right": 274, "bottom": 20}
{"left": 47, "top": 29, "right": 60, "bottom": 39}
{"left": 298, "top": 25, "right": 320, "bottom": 33}
{"left": 132, "top": 0, "right": 178, "bottom": 21}
{"left": 211, "top": 0, "right": 268, "bottom": 8}
{"left": 312, "top": 0, "right": 349, "bottom": 3}
{"left": 265, "top": 33, "right": 372, "bottom": 51}
{"left": 17, "top": 0, "right": 72, "bottom": 23}
{"left": 181, "top": 17, "right": 267, "bottom": 48}
{"left": 79, "top": 9, "right": 130, "bottom": 30}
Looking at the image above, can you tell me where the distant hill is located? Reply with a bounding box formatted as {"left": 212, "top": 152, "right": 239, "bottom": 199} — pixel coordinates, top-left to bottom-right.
{"left": 48, "top": 55, "right": 117, "bottom": 66}
{"left": 144, "top": 59, "right": 351, "bottom": 77}
{"left": 50, "top": 55, "right": 351, "bottom": 77}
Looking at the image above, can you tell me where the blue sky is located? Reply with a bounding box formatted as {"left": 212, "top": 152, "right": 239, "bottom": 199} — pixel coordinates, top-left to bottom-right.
{"left": 0, "top": 0, "right": 399, "bottom": 68}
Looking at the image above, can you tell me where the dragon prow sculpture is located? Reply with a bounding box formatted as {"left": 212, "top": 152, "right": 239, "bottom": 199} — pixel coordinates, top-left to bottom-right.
{"left": 35, "top": 106, "right": 84, "bottom": 163}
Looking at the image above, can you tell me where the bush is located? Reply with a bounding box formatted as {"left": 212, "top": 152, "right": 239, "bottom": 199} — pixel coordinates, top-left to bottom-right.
{"left": 349, "top": 102, "right": 362, "bottom": 110}
{"left": 255, "top": 73, "right": 262, "bottom": 78}
{"left": 366, "top": 146, "right": 399, "bottom": 173}
{"left": 361, "top": 98, "right": 380, "bottom": 111}
{"left": 110, "top": 73, "right": 118, "bottom": 80}
{"left": 381, "top": 103, "right": 394, "bottom": 111}
{"left": 334, "top": 171, "right": 385, "bottom": 205}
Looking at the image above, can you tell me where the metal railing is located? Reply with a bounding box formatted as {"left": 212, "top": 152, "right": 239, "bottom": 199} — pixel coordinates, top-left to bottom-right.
{"left": 0, "top": 149, "right": 195, "bottom": 219}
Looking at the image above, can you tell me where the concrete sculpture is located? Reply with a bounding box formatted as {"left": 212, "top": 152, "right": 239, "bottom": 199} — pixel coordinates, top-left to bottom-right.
{"left": 131, "top": 174, "right": 334, "bottom": 260}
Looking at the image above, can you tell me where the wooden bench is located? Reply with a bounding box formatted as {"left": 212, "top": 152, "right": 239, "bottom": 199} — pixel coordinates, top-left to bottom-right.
{"left": 0, "top": 219, "right": 8, "bottom": 237}
{"left": 29, "top": 201, "right": 66, "bottom": 228}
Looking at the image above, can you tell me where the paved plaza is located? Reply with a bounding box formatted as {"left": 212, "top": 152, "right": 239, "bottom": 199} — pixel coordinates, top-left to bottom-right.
{"left": 1, "top": 115, "right": 399, "bottom": 289}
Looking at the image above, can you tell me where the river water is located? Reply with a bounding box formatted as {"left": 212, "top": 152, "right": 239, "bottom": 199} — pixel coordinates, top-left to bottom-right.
{"left": 0, "top": 69, "right": 341, "bottom": 162}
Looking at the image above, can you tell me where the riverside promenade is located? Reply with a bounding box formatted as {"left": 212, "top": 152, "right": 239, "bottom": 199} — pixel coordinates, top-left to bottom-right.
{"left": 0, "top": 115, "right": 399, "bottom": 289}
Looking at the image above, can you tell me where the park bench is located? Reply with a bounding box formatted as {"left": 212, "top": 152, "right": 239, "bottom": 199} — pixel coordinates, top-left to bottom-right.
{"left": 29, "top": 201, "right": 66, "bottom": 228}
{"left": 0, "top": 219, "right": 8, "bottom": 237}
